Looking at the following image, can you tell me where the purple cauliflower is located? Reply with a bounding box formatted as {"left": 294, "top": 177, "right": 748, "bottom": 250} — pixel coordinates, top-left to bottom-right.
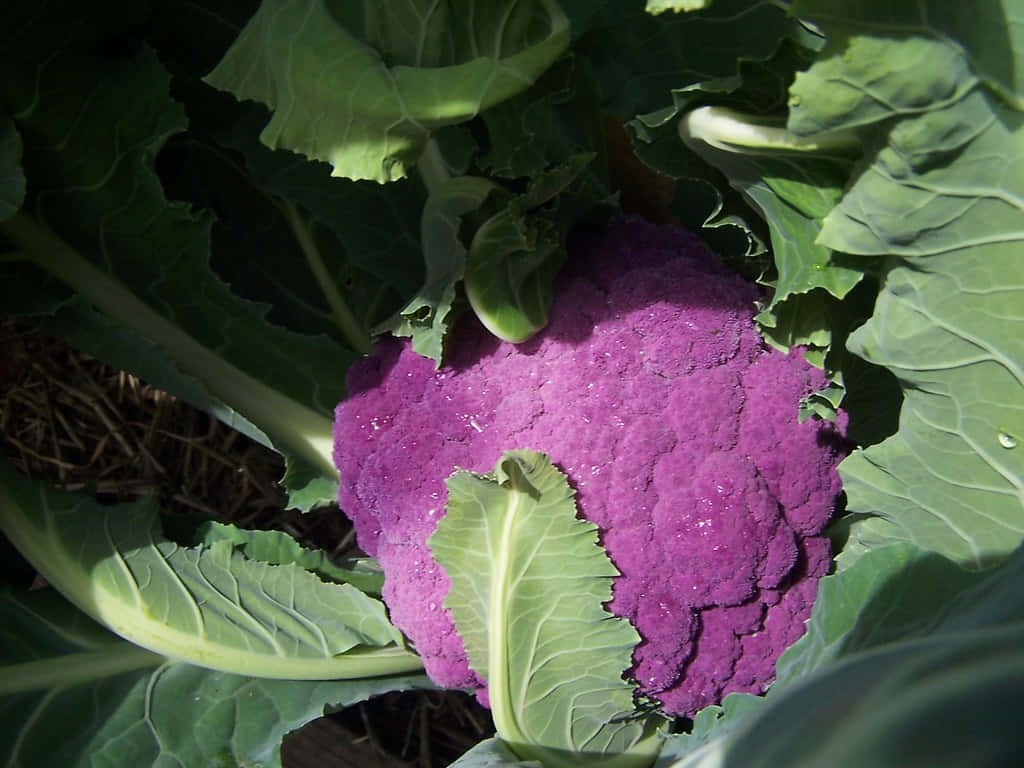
{"left": 333, "top": 217, "right": 846, "bottom": 717}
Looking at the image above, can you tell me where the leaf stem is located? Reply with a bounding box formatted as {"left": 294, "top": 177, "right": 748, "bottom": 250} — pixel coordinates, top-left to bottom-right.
{"left": 0, "top": 648, "right": 165, "bottom": 694}
{"left": 416, "top": 138, "right": 453, "bottom": 197}
{"left": 1, "top": 211, "right": 337, "bottom": 479}
{"left": 679, "top": 106, "right": 860, "bottom": 154}
{"left": 278, "top": 198, "right": 372, "bottom": 354}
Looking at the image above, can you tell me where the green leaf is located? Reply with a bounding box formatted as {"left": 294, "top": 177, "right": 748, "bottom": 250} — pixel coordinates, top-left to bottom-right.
{"left": 0, "top": 589, "right": 431, "bottom": 768}
{"left": 479, "top": 54, "right": 606, "bottom": 183}
{"left": 671, "top": 544, "right": 1024, "bottom": 768}
{"left": 205, "top": 0, "right": 570, "bottom": 183}
{"left": 664, "top": 542, "right": 1024, "bottom": 767}
{"left": 0, "top": 114, "right": 24, "bottom": 221}
{"left": 790, "top": 0, "right": 1024, "bottom": 110}
{"left": 694, "top": 624, "right": 1024, "bottom": 768}
{"left": 0, "top": 462, "right": 421, "bottom": 679}
{"left": 196, "top": 520, "right": 386, "bottom": 595}
{"left": 658, "top": 693, "right": 762, "bottom": 765}
{"left": 449, "top": 737, "right": 546, "bottom": 767}
{"left": 431, "top": 451, "right": 665, "bottom": 768}
{"left": 0, "top": 7, "right": 352, "bottom": 506}
{"left": 829, "top": 515, "right": 913, "bottom": 571}
{"left": 787, "top": 31, "right": 979, "bottom": 136}
{"left": 646, "top": 0, "right": 712, "bottom": 13}
{"left": 799, "top": 40, "right": 1024, "bottom": 567}
{"left": 465, "top": 155, "right": 595, "bottom": 342}
{"left": 571, "top": 0, "right": 798, "bottom": 118}
{"left": 376, "top": 175, "right": 497, "bottom": 364}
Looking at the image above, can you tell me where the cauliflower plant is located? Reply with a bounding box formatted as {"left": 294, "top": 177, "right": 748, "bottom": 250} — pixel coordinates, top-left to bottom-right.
{"left": 333, "top": 217, "right": 846, "bottom": 717}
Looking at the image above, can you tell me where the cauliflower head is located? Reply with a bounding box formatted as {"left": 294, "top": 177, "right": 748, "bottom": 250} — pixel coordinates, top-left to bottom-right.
{"left": 333, "top": 217, "right": 846, "bottom": 717}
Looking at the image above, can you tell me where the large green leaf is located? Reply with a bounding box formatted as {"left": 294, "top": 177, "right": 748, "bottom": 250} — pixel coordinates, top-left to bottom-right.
{"left": 431, "top": 451, "right": 665, "bottom": 768}
{"left": 674, "top": 624, "right": 1024, "bottom": 768}
{"left": 790, "top": 0, "right": 1024, "bottom": 110}
{"left": 205, "top": 0, "right": 570, "bottom": 183}
{"left": 0, "top": 462, "right": 421, "bottom": 679}
{"left": 662, "top": 542, "right": 1024, "bottom": 767}
{"left": 787, "top": 8, "right": 1024, "bottom": 567}
{"left": 0, "top": 3, "right": 349, "bottom": 506}
{"left": 0, "top": 589, "right": 431, "bottom": 768}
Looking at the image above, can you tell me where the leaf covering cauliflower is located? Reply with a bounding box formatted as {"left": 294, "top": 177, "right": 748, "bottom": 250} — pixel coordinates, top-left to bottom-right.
{"left": 333, "top": 217, "right": 846, "bottom": 717}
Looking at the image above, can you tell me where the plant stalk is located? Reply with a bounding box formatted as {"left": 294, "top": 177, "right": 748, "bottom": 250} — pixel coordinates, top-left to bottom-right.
{"left": 279, "top": 198, "right": 372, "bottom": 354}
{"left": 1, "top": 211, "right": 337, "bottom": 479}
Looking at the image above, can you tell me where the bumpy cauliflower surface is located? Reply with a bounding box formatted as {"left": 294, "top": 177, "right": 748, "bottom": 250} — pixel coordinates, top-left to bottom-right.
{"left": 333, "top": 217, "right": 846, "bottom": 716}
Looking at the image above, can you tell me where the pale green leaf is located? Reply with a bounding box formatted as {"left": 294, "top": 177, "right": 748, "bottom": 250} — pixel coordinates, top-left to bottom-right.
{"left": 0, "top": 589, "right": 431, "bottom": 768}
{"left": 431, "top": 451, "right": 665, "bottom": 768}
{"left": 0, "top": 462, "right": 421, "bottom": 679}
{"left": 205, "top": 0, "right": 570, "bottom": 183}
{"left": 196, "top": 520, "right": 386, "bottom": 595}
{"left": 646, "top": 0, "right": 712, "bottom": 13}
{"left": 449, "top": 737, "right": 545, "bottom": 767}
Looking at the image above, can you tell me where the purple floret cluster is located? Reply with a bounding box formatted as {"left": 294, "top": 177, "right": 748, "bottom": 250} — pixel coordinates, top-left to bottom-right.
{"left": 333, "top": 217, "right": 847, "bottom": 717}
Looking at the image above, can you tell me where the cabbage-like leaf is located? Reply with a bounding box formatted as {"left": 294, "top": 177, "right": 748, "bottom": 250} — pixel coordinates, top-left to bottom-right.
{"left": 0, "top": 589, "right": 431, "bottom": 768}
{"left": 789, "top": 0, "right": 1024, "bottom": 111}
{"left": 195, "top": 520, "right": 386, "bottom": 595}
{"left": 0, "top": 462, "right": 421, "bottom": 679}
{"left": 673, "top": 624, "right": 1024, "bottom": 768}
{"left": 787, "top": 7, "right": 1024, "bottom": 568}
{"left": 662, "top": 542, "right": 1024, "bottom": 767}
{"left": 431, "top": 451, "right": 665, "bottom": 768}
{"left": 205, "top": 0, "right": 570, "bottom": 183}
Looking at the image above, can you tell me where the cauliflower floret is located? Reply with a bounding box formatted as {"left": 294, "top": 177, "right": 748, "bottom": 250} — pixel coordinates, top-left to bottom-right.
{"left": 333, "top": 217, "right": 846, "bottom": 716}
